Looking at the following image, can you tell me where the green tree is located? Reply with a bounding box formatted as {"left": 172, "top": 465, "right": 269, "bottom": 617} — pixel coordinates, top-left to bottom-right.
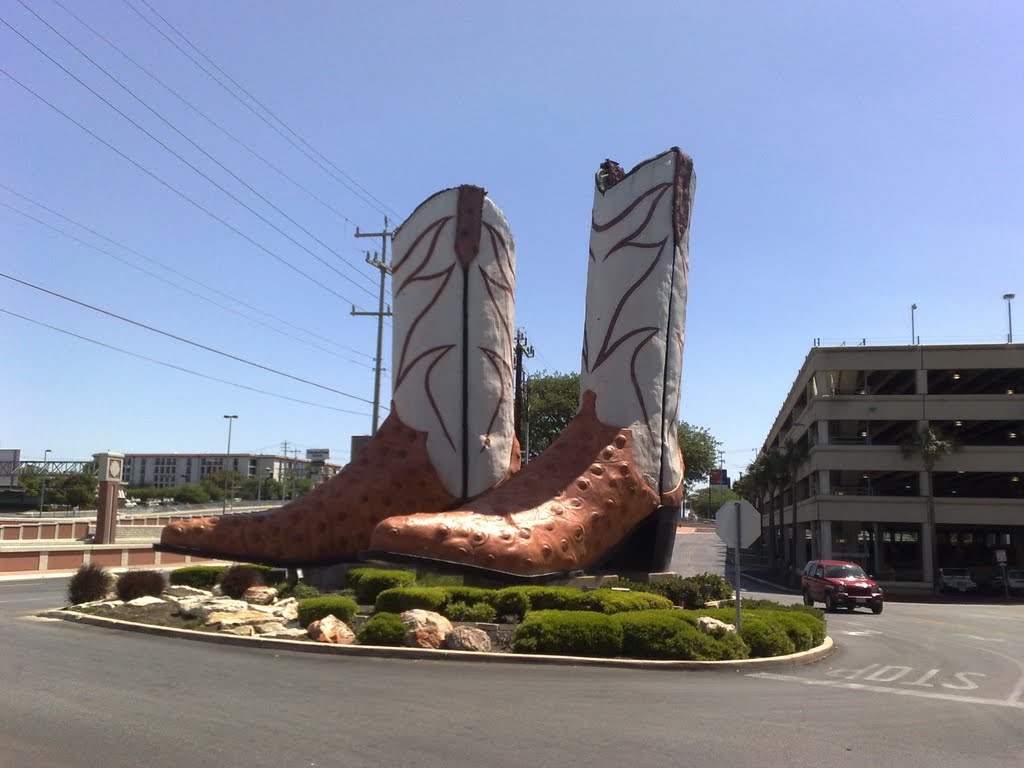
{"left": 526, "top": 371, "right": 720, "bottom": 484}
{"left": 524, "top": 370, "right": 580, "bottom": 460}
{"left": 687, "top": 486, "right": 740, "bottom": 518}
{"left": 902, "top": 425, "right": 955, "bottom": 590}
{"left": 48, "top": 472, "right": 97, "bottom": 509}
{"left": 200, "top": 470, "right": 244, "bottom": 501}
{"left": 782, "top": 437, "right": 810, "bottom": 575}
{"left": 677, "top": 422, "right": 717, "bottom": 486}
{"left": 18, "top": 466, "right": 42, "bottom": 497}
{"left": 174, "top": 483, "right": 210, "bottom": 504}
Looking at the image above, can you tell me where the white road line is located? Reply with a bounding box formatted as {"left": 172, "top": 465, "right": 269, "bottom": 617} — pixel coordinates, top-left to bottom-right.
{"left": 748, "top": 672, "right": 1024, "bottom": 710}
{"left": 954, "top": 633, "right": 1005, "bottom": 643}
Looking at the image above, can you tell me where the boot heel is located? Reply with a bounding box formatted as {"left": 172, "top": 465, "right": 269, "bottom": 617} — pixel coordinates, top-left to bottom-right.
{"left": 592, "top": 505, "right": 678, "bottom": 575}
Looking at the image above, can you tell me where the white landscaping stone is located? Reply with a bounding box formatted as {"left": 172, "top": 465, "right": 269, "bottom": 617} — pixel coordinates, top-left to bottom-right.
{"left": 126, "top": 596, "right": 168, "bottom": 607}
{"left": 164, "top": 585, "right": 212, "bottom": 598}
{"left": 205, "top": 610, "right": 281, "bottom": 629}
{"left": 222, "top": 625, "right": 256, "bottom": 636}
{"left": 697, "top": 616, "right": 736, "bottom": 635}
{"left": 176, "top": 597, "right": 249, "bottom": 619}
{"left": 443, "top": 625, "right": 492, "bottom": 652}
{"left": 72, "top": 599, "right": 124, "bottom": 609}
{"left": 263, "top": 627, "right": 308, "bottom": 640}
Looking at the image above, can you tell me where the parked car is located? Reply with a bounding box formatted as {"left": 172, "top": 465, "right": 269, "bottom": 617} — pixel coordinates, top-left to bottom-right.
{"left": 990, "top": 570, "right": 1024, "bottom": 595}
{"left": 938, "top": 568, "right": 977, "bottom": 593}
{"left": 801, "top": 559, "right": 884, "bottom": 614}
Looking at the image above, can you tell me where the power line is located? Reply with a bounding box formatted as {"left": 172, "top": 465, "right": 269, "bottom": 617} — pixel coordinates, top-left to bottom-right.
{"left": 0, "top": 182, "right": 374, "bottom": 361}
{"left": 0, "top": 196, "right": 375, "bottom": 370}
{"left": 16, "top": 0, "right": 380, "bottom": 295}
{"left": 0, "top": 308, "right": 371, "bottom": 416}
{"left": 1, "top": 271, "right": 376, "bottom": 405}
{"left": 0, "top": 15, "right": 377, "bottom": 302}
{"left": 124, "top": 0, "right": 403, "bottom": 222}
{"left": 0, "top": 67, "right": 364, "bottom": 307}
{"left": 48, "top": 0, "right": 373, "bottom": 246}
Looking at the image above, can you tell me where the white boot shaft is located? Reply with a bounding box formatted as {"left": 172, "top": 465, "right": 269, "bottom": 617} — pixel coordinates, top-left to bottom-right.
{"left": 391, "top": 186, "right": 517, "bottom": 499}
{"left": 580, "top": 149, "right": 695, "bottom": 497}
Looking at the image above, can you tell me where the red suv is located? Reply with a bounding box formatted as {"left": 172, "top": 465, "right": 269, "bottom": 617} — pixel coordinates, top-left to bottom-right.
{"left": 801, "top": 560, "right": 884, "bottom": 614}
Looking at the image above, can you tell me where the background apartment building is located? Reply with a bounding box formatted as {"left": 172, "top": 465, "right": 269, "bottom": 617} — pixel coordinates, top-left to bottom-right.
{"left": 122, "top": 453, "right": 341, "bottom": 490}
{"left": 756, "top": 343, "right": 1022, "bottom": 589}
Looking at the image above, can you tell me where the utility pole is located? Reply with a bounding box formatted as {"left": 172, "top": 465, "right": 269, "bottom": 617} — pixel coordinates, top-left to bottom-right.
{"left": 291, "top": 449, "right": 300, "bottom": 501}
{"left": 279, "top": 441, "right": 289, "bottom": 501}
{"left": 513, "top": 329, "right": 535, "bottom": 450}
{"left": 354, "top": 217, "right": 396, "bottom": 434}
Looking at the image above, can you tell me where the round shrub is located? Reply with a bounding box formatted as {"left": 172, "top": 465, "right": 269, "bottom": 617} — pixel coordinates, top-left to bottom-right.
{"left": 218, "top": 564, "right": 265, "bottom": 599}
{"left": 615, "top": 610, "right": 749, "bottom": 661}
{"left": 169, "top": 565, "right": 227, "bottom": 590}
{"left": 374, "top": 587, "right": 449, "bottom": 614}
{"left": 513, "top": 610, "right": 624, "bottom": 658}
{"left": 115, "top": 570, "right": 167, "bottom": 602}
{"left": 493, "top": 589, "right": 531, "bottom": 622}
{"left": 444, "top": 586, "right": 497, "bottom": 606}
{"left": 68, "top": 563, "right": 114, "bottom": 605}
{"left": 740, "top": 616, "right": 796, "bottom": 658}
{"left": 356, "top": 612, "right": 407, "bottom": 646}
{"left": 355, "top": 570, "right": 416, "bottom": 604}
{"left": 763, "top": 610, "right": 823, "bottom": 650}
{"left": 297, "top": 596, "right": 358, "bottom": 626}
{"left": 446, "top": 601, "right": 498, "bottom": 623}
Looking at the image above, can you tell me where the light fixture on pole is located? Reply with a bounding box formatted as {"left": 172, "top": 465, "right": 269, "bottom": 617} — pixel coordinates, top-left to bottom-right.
{"left": 39, "top": 448, "right": 52, "bottom": 516}
{"left": 1004, "top": 293, "right": 1015, "bottom": 343}
{"left": 910, "top": 303, "right": 918, "bottom": 345}
{"left": 222, "top": 415, "right": 237, "bottom": 514}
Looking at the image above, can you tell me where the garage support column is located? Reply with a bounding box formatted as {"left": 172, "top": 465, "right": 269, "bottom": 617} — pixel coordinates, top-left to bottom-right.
{"left": 921, "top": 522, "right": 935, "bottom": 589}
{"left": 819, "top": 520, "right": 832, "bottom": 560}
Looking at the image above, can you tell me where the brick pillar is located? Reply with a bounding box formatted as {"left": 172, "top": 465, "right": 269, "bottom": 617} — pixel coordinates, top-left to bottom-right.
{"left": 93, "top": 453, "right": 124, "bottom": 545}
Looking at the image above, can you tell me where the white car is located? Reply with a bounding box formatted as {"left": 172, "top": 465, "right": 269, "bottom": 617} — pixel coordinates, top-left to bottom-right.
{"left": 991, "top": 570, "right": 1024, "bottom": 594}
{"left": 938, "top": 568, "right": 977, "bottom": 593}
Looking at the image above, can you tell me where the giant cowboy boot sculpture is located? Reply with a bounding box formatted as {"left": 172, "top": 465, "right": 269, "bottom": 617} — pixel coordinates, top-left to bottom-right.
{"left": 157, "top": 185, "right": 519, "bottom": 566}
{"left": 368, "top": 148, "right": 694, "bottom": 578}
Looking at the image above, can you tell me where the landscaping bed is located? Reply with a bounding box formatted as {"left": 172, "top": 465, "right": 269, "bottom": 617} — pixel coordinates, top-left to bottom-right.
{"left": 57, "top": 564, "right": 827, "bottom": 661}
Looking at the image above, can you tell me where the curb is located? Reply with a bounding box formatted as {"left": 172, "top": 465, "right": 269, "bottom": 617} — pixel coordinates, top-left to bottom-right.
{"left": 38, "top": 608, "right": 835, "bottom": 671}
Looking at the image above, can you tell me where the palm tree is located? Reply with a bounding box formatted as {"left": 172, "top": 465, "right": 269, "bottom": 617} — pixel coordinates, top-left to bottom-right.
{"left": 782, "top": 437, "right": 810, "bottom": 575}
{"left": 902, "top": 425, "right": 955, "bottom": 591}
{"left": 760, "top": 447, "right": 788, "bottom": 572}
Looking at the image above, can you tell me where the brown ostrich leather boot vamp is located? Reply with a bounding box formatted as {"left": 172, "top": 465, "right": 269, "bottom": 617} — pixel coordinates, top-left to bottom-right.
{"left": 368, "top": 391, "right": 678, "bottom": 576}
{"left": 159, "top": 410, "right": 466, "bottom": 566}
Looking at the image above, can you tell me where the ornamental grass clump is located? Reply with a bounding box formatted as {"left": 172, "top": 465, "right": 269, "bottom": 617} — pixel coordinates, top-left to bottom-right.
{"left": 67, "top": 563, "right": 114, "bottom": 605}
{"left": 217, "top": 564, "right": 265, "bottom": 599}
{"left": 115, "top": 569, "right": 166, "bottom": 602}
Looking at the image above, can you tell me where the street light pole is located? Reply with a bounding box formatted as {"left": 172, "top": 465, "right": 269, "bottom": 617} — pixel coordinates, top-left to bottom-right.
{"left": 39, "top": 448, "right": 51, "bottom": 516}
{"left": 910, "top": 303, "right": 917, "bottom": 345}
{"left": 222, "top": 415, "right": 237, "bottom": 514}
{"left": 1004, "top": 293, "right": 1015, "bottom": 343}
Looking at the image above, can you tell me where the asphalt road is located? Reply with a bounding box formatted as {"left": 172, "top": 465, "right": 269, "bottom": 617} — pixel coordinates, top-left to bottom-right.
{"left": 1, "top": 533, "right": 1022, "bottom": 768}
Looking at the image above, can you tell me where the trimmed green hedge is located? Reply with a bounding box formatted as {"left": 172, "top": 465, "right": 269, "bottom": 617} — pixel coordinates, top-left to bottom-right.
{"left": 514, "top": 610, "right": 623, "bottom": 657}
{"left": 296, "top": 596, "right": 358, "bottom": 626}
{"left": 735, "top": 616, "right": 796, "bottom": 657}
{"left": 446, "top": 601, "right": 498, "bottom": 623}
{"left": 375, "top": 586, "right": 450, "bottom": 614}
{"left": 604, "top": 573, "right": 734, "bottom": 608}
{"left": 354, "top": 570, "right": 416, "bottom": 604}
{"left": 615, "top": 610, "right": 749, "bottom": 661}
{"left": 169, "top": 566, "right": 227, "bottom": 590}
{"left": 356, "top": 612, "right": 407, "bottom": 646}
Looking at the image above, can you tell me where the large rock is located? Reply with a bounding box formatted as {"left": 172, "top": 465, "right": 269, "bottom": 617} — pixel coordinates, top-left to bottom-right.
{"left": 262, "top": 627, "right": 309, "bottom": 640}
{"left": 164, "top": 585, "right": 212, "bottom": 598}
{"left": 222, "top": 625, "right": 256, "bottom": 637}
{"left": 269, "top": 598, "right": 298, "bottom": 622}
{"left": 697, "top": 616, "right": 736, "bottom": 635}
{"left": 176, "top": 597, "right": 248, "bottom": 620}
{"left": 401, "top": 610, "right": 453, "bottom": 649}
{"left": 443, "top": 625, "right": 491, "bottom": 652}
{"left": 307, "top": 615, "right": 356, "bottom": 644}
{"left": 243, "top": 586, "right": 278, "bottom": 605}
{"left": 205, "top": 610, "right": 281, "bottom": 629}
{"left": 126, "top": 596, "right": 167, "bottom": 607}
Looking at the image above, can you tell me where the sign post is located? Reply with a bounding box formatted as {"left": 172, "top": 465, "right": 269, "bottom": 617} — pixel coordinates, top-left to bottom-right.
{"left": 715, "top": 499, "right": 761, "bottom": 631}
{"left": 996, "top": 549, "right": 1008, "bottom": 601}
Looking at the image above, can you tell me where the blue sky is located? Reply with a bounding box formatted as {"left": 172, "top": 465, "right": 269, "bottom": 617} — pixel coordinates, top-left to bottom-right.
{"left": 3, "top": 1, "right": 1021, "bottom": 485}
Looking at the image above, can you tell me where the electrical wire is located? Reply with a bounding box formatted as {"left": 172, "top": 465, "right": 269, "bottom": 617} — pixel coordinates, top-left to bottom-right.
{"left": 1, "top": 271, "right": 376, "bottom": 404}
{"left": 0, "top": 182, "right": 375, "bottom": 361}
{"left": 0, "top": 15, "right": 378, "bottom": 302}
{"left": 17, "top": 0, "right": 380, "bottom": 296}
{"left": 126, "top": 0, "right": 403, "bottom": 222}
{"left": 0, "top": 308, "right": 371, "bottom": 416}
{"left": 0, "top": 197, "right": 375, "bottom": 370}
{"left": 0, "top": 67, "right": 362, "bottom": 307}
